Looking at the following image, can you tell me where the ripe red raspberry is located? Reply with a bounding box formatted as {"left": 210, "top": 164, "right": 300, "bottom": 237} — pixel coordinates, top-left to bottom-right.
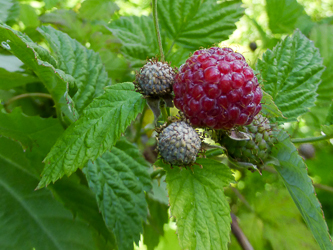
{"left": 173, "top": 47, "right": 262, "bottom": 130}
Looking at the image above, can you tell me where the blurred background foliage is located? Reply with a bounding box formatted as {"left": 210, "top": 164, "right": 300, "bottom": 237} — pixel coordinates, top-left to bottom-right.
{"left": 0, "top": 0, "right": 333, "bottom": 249}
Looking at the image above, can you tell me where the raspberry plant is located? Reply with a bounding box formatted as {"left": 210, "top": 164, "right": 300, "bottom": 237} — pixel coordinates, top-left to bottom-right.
{"left": 0, "top": 0, "right": 333, "bottom": 250}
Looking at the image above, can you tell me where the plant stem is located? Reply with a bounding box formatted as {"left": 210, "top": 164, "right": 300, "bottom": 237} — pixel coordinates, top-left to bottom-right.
{"left": 160, "top": 103, "right": 168, "bottom": 122}
{"left": 291, "top": 135, "right": 330, "bottom": 144}
{"left": 150, "top": 168, "right": 166, "bottom": 179}
{"left": 152, "top": 0, "right": 164, "bottom": 61}
{"left": 231, "top": 213, "right": 254, "bottom": 250}
{"left": 5, "top": 92, "right": 53, "bottom": 107}
{"left": 134, "top": 105, "right": 147, "bottom": 143}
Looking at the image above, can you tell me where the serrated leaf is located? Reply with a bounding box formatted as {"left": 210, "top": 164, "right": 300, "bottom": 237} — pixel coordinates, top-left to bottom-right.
{"left": 271, "top": 129, "right": 333, "bottom": 250}
{"left": 0, "top": 67, "right": 38, "bottom": 89}
{"left": 266, "top": 0, "right": 306, "bottom": 34}
{"left": 261, "top": 90, "right": 285, "bottom": 119}
{"left": 84, "top": 138, "right": 151, "bottom": 250}
{"left": 38, "top": 26, "right": 110, "bottom": 113}
{"left": 161, "top": 158, "right": 234, "bottom": 250}
{"left": 0, "top": 23, "right": 79, "bottom": 122}
{"left": 106, "top": 16, "right": 159, "bottom": 67}
{"left": 79, "top": 0, "right": 118, "bottom": 21}
{"left": 310, "top": 24, "right": 333, "bottom": 108}
{"left": 38, "top": 82, "right": 146, "bottom": 188}
{"left": 158, "top": 0, "right": 244, "bottom": 49}
{"left": 0, "top": 137, "right": 111, "bottom": 250}
{"left": 256, "top": 29, "right": 325, "bottom": 122}
{"left": 0, "top": 106, "right": 63, "bottom": 151}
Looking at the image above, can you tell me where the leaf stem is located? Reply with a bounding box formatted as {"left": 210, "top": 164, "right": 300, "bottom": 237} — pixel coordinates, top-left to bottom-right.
{"left": 152, "top": 0, "right": 164, "bottom": 61}
{"left": 160, "top": 101, "right": 168, "bottom": 122}
{"left": 5, "top": 92, "right": 53, "bottom": 107}
{"left": 150, "top": 168, "right": 166, "bottom": 179}
{"left": 291, "top": 135, "right": 330, "bottom": 144}
{"left": 134, "top": 105, "right": 147, "bottom": 143}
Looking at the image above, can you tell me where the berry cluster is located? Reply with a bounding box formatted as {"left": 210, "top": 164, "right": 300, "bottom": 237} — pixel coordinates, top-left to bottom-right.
{"left": 216, "top": 115, "right": 277, "bottom": 166}
{"left": 157, "top": 121, "right": 201, "bottom": 166}
{"left": 134, "top": 59, "right": 175, "bottom": 97}
{"left": 173, "top": 47, "right": 262, "bottom": 130}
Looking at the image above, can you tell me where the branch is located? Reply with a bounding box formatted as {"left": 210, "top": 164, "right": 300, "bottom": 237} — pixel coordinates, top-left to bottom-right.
{"left": 291, "top": 135, "right": 331, "bottom": 144}
{"left": 152, "top": 0, "right": 164, "bottom": 61}
{"left": 231, "top": 213, "right": 254, "bottom": 250}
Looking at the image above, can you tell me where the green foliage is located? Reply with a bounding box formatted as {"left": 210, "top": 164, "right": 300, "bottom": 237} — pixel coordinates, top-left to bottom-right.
{"left": 84, "top": 138, "right": 152, "bottom": 250}
{"left": 0, "top": 67, "right": 38, "bottom": 89}
{"left": 143, "top": 193, "right": 169, "bottom": 250}
{"left": 271, "top": 129, "right": 333, "bottom": 249}
{"left": 158, "top": 0, "right": 244, "bottom": 49}
{"left": 236, "top": 190, "right": 319, "bottom": 249}
{"left": 266, "top": 0, "right": 307, "bottom": 34}
{"left": 0, "top": 106, "right": 63, "bottom": 151}
{"left": 256, "top": 29, "right": 325, "bottom": 122}
{"left": 261, "top": 90, "right": 285, "bottom": 119}
{"left": 310, "top": 24, "right": 333, "bottom": 107}
{"left": 38, "top": 82, "right": 145, "bottom": 188}
{"left": 79, "top": 0, "right": 119, "bottom": 22}
{"left": 38, "top": 26, "right": 110, "bottom": 113}
{"left": 19, "top": 3, "right": 40, "bottom": 28}
{"left": 50, "top": 175, "right": 116, "bottom": 244}
{"left": 0, "top": 23, "right": 79, "bottom": 122}
{"left": 0, "top": 0, "right": 14, "bottom": 22}
{"left": 0, "top": 137, "right": 110, "bottom": 250}
{"left": 159, "top": 158, "right": 234, "bottom": 250}
{"left": 107, "top": 15, "right": 159, "bottom": 67}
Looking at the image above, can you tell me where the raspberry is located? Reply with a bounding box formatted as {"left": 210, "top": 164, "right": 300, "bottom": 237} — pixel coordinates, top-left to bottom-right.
{"left": 157, "top": 121, "right": 201, "bottom": 165}
{"left": 216, "top": 115, "right": 277, "bottom": 166}
{"left": 134, "top": 59, "right": 175, "bottom": 97}
{"left": 174, "top": 47, "right": 262, "bottom": 130}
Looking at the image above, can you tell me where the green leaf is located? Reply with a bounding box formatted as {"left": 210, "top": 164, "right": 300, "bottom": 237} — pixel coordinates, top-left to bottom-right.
{"left": 38, "top": 82, "right": 146, "bottom": 188}
{"left": 271, "top": 129, "right": 333, "bottom": 250}
{"left": 19, "top": 3, "right": 40, "bottom": 28}
{"left": 161, "top": 158, "right": 234, "bottom": 250}
{"left": 325, "top": 102, "right": 333, "bottom": 125}
{"left": 0, "top": 23, "right": 79, "bottom": 122}
{"left": 50, "top": 175, "right": 116, "bottom": 244}
{"left": 143, "top": 193, "right": 169, "bottom": 250}
{"left": 0, "top": 137, "right": 111, "bottom": 250}
{"left": 310, "top": 24, "right": 333, "bottom": 108}
{"left": 44, "top": 0, "right": 60, "bottom": 10}
{"left": 321, "top": 125, "right": 333, "bottom": 137}
{"left": 106, "top": 15, "right": 159, "bottom": 67}
{"left": 38, "top": 26, "right": 110, "bottom": 113}
{"left": 79, "top": 0, "right": 119, "bottom": 21}
{"left": 84, "top": 138, "right": 151, "bottom": 250}
{"left": 256, "top": 29, "right": 325, "bottom": 122}
{"left": 266, "top": 0, "right": 306, "bottom": 34}
{"left": 261, "top": 90, "right": 285, "bottom": 119}
{"left": 0, "top": 67, "right": 38, "bottom": 89}
{"left": 237, "top": 189, "right": 319, "bottom": 249}
{"left": 0, "top": 0, "right": 14, "bottom": 22}
{"left": 0, "top": 106, "right": 63, "bottom": 151}
{"left": 158, "top": 0, "right": 244, "bottom": 49}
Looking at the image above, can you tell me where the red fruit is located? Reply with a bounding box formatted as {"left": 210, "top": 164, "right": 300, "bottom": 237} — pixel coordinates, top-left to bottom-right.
{"left": 174, "top": 47, "right": 263, "bottom": 129}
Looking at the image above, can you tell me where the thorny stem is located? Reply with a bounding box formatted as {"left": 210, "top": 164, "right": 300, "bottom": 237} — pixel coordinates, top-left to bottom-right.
{"left": 291, "top": 135, "right": 331, "bottom": 144}
{"left": 152, "top": 0, "right": 164, "bottom": 61}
